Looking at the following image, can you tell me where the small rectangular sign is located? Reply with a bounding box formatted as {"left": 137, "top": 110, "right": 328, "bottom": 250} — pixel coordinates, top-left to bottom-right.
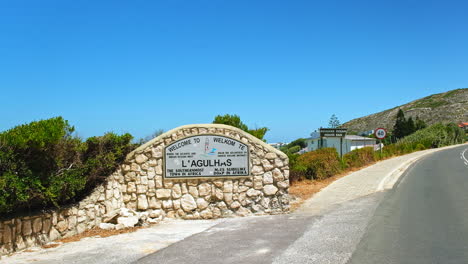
{"left": 319, "top": 128, "right": 347, "bottom": 137}
{"left": 164, "top": 135, "right": 250, "bottom": 179}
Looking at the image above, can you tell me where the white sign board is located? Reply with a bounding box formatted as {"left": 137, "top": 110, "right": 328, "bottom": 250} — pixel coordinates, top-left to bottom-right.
{"left": 164, "top": 135, "right": 250, "bottom": 179}
{"left": 374, "top": 128, "right": 387, "bottom": 139}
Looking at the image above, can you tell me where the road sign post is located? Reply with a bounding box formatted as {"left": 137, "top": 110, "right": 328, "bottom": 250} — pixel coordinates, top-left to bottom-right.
{"left": 374, "top": 128, "right": 387, "bottom": 159}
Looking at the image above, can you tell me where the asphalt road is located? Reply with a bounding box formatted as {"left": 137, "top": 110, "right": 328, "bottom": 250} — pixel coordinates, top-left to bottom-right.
{"left": 348, "top": 145, "right": 468, "bottom": 264}
{"left": 134, "top": 194, "right": 383, "bottom": 264}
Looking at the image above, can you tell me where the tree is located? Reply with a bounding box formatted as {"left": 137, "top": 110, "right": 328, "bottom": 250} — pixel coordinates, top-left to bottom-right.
{"left": 213, "top": 114, "right": 248, "bottom": 131}
{"left": 328, "top": 114, "right": 341, "bottom": 128}
{"left": 393, "top": 109, "right": 407, "bottom": 139}
{"left": 213, "top": 114, "right": 269, "bottom": 140}
{"left": 415, "top": 117, "right": 427, "bottom": 130}
{"left": 393, "top": 110, "right": 422, "bottom": 140}
{"left": 406, "top": 117, "right": 416, "bottom": 135}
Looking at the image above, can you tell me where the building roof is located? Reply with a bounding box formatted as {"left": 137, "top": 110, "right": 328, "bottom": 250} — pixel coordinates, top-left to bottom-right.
{"left": 305, "top": 135, "right": 376, "bottom": 141}
{"left": 345, "top": 135, "right": 376, "bottom": 141}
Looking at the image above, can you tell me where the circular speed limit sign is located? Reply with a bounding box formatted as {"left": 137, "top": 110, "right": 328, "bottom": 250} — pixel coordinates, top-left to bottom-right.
{"left": 374, "top": 128, "right": 387, "bottom": 139}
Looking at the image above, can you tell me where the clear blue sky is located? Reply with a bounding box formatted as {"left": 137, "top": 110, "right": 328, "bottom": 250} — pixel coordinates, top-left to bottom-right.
{"left": 1, "top": 0, "right": 467, "bottom": 143}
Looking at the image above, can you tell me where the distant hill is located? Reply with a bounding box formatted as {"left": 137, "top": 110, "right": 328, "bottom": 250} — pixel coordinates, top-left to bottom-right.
{"left": 341, "top": 88, "right": 468, "bottom": 133}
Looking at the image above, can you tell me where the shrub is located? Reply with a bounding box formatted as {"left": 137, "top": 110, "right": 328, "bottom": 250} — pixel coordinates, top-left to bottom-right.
{"left": 82, "top": 133, "right": 134, "bottom": 191}
{"left": 379, "top": 123, "right": 464, "bottom": 158}
{"left": 295, "top": 148, "right": 341, "bottom": 180}
{"left": 342, "top": 147, "right": 376, "bottom": 169}
{"left": 396, "top": 123, "right": 465, "bottom": 149}
{"left": 213, "top": 114, "right": 269, "bottom": 140}
{"left": 0, "top": 117, "right": 134, "bottom": 216}
{"left": 280, "top": 138, "right": 307, "bottom": 155}
{"left": 288, "top": 153, "right": 306, "bottom": 183}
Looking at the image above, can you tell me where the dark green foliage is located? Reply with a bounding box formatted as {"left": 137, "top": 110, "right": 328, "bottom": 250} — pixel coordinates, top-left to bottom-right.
{"left": 213, "top": 114, "right": 269, "bottom": 140}
{"left": 280, "top": 138, "right": 307, "bottom": 155}
{"left": 407, "top": 117, "right": 415, "bottom": 135}
{"left": 415, "top": 117, "right": 427, "bottom": 130}
{"left": 393, "top": 109, "right": 408, "bottom": 139}
{"left": 83, "top": 133, "right": 134, "bottom": 191}
{"left": 247, "top": 127, "right": 269, "bottom": 141}
{"left": 288, "top": 138, "right": 307, "bottom": 149}
{"left": 392, "top": 109, "right": 427, "bottom": 140}
{"left": 382, "top": 123, "right": 466, "bottom": 157}
{"left": 396, "top": 123, "right": 465, "bottom": 150}
{"left": 0, "top": 117, "right": 134, "bottom": 216}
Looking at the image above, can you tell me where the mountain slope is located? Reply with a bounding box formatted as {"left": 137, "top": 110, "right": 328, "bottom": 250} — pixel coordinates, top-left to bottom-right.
{"left": 342, "top": 88, "right": 468, "bottom": 133}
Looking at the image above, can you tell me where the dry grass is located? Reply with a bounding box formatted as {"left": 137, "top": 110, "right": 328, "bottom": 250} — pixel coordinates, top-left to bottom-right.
{"left": 41, "top": 243, "right": 60, "bottom": 249}
{"left": 41, "top": 226, "right": 144, "bottom": 249}
{"left": 289, "top": 161, "right": 378, "bottom": 211}
{"left": 57, "top": 226, "right": 143, "bottom": 243}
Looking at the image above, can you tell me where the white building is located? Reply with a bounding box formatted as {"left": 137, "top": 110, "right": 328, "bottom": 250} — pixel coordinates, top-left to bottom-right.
{"left": 304, "top": 134, "right": 377, "bottom": 155}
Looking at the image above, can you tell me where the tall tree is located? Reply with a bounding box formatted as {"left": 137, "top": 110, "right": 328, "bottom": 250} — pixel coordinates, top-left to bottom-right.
{"left": 406, "top": 117, "right": 416, "bottom": 135}
{"left": 393, "top": 109, "right": 407, "bottom": 139}
{"left": 328, "top": 114, "right": 341, "bottom": 128}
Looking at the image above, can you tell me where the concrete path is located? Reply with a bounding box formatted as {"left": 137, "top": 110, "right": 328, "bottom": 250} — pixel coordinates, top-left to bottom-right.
{"left": 1, "top": 144, "right": 465, "bottom": 264}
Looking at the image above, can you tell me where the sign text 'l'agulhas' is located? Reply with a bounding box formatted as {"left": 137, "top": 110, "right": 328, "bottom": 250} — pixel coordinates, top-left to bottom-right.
{"left": 164, "top": 135, "right": 250, "bottom": 178}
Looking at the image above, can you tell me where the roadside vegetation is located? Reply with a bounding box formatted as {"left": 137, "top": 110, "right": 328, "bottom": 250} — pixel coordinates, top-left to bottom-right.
{"left": 1, "top": 114, "right": 464, "bottom": 216}
{"left": 288, "top": 111, "right": 465, "bottom": 209}
{"left": 0, "top": 117, "right": 135, "bottom": 217}
{"left": 288, "top": 122, "right": 465, "bottom": 209}
{"left": 290, "top": 122, "right": 465, "bottom": 183}
{"left": 213, "top": 114, "right": 269, "bottom": 140}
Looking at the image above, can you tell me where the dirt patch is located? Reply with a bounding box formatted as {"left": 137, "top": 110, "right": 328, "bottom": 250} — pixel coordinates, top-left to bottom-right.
{"left": 57, "top": 226, "right": 144, "bottom": 243}
{"left": 289, "top": 162, "right": 377, "bottom": 211}
{"left": 42, "top": 243, "right": 61, "bottom": 249}
{"left": 40, "top": 226, "right": 145, "bottom": 249}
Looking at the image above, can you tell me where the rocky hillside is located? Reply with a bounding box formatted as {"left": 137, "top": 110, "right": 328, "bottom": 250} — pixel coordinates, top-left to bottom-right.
{"left": 342, "top": 88, "right": 468, "bottom": 133}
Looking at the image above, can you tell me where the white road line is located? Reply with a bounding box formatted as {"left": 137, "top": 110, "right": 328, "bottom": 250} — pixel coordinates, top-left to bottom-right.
{"left": 461, "top": 148, "right": 468, "bottom": 167}
{"left": 378, "top": 145, "right": 468, "bottom": 191}
{"left": 377, "top": 156, "right": 422, "bottom": 191}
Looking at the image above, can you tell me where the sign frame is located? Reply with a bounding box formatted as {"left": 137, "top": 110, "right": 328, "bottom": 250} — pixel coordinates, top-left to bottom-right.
{"left": 318, "top": 128, "right": 348, "bottom": 157}
{"left": 374, "top": 128, "right": 387, "bottom": 139}
{"left": 319, "top": 128, "right": 348, "bottom": 138}
{"left": 163, "top": 134, "right": 251, "bottom": 180}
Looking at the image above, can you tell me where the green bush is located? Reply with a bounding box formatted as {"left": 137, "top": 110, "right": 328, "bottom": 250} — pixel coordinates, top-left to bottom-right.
{"left": 295, "top": 148, "right": 341, "bottom": 180}
{"left": 289, "top": 123, "right": 465, "bottom": 185}
{"left": 0, "top": 117, "right": 134, "bottom": 216}
{"left": 342, "top": 147, "right": 376, "bottom": 169}
{"left": 213, "top": 114, "right": 269, "bottom": 140}
{"left": 379, "top": 123, "right": 464, "bottom": 158}
{"left": 395, "top": 123, "right": 465, "bottom": 150}
{"left": 280, "top": 138, "right": 307, "bottom": 155}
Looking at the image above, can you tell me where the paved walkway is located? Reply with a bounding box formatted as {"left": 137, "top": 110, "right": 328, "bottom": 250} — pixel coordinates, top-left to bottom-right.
{"left": 2, "top": 144, "right": 465, "bottom": 264}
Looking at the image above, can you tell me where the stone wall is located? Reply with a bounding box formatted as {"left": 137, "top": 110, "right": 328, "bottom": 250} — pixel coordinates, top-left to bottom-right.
{"left": 0, "top": 124, "right": 289, "bottom": 256}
